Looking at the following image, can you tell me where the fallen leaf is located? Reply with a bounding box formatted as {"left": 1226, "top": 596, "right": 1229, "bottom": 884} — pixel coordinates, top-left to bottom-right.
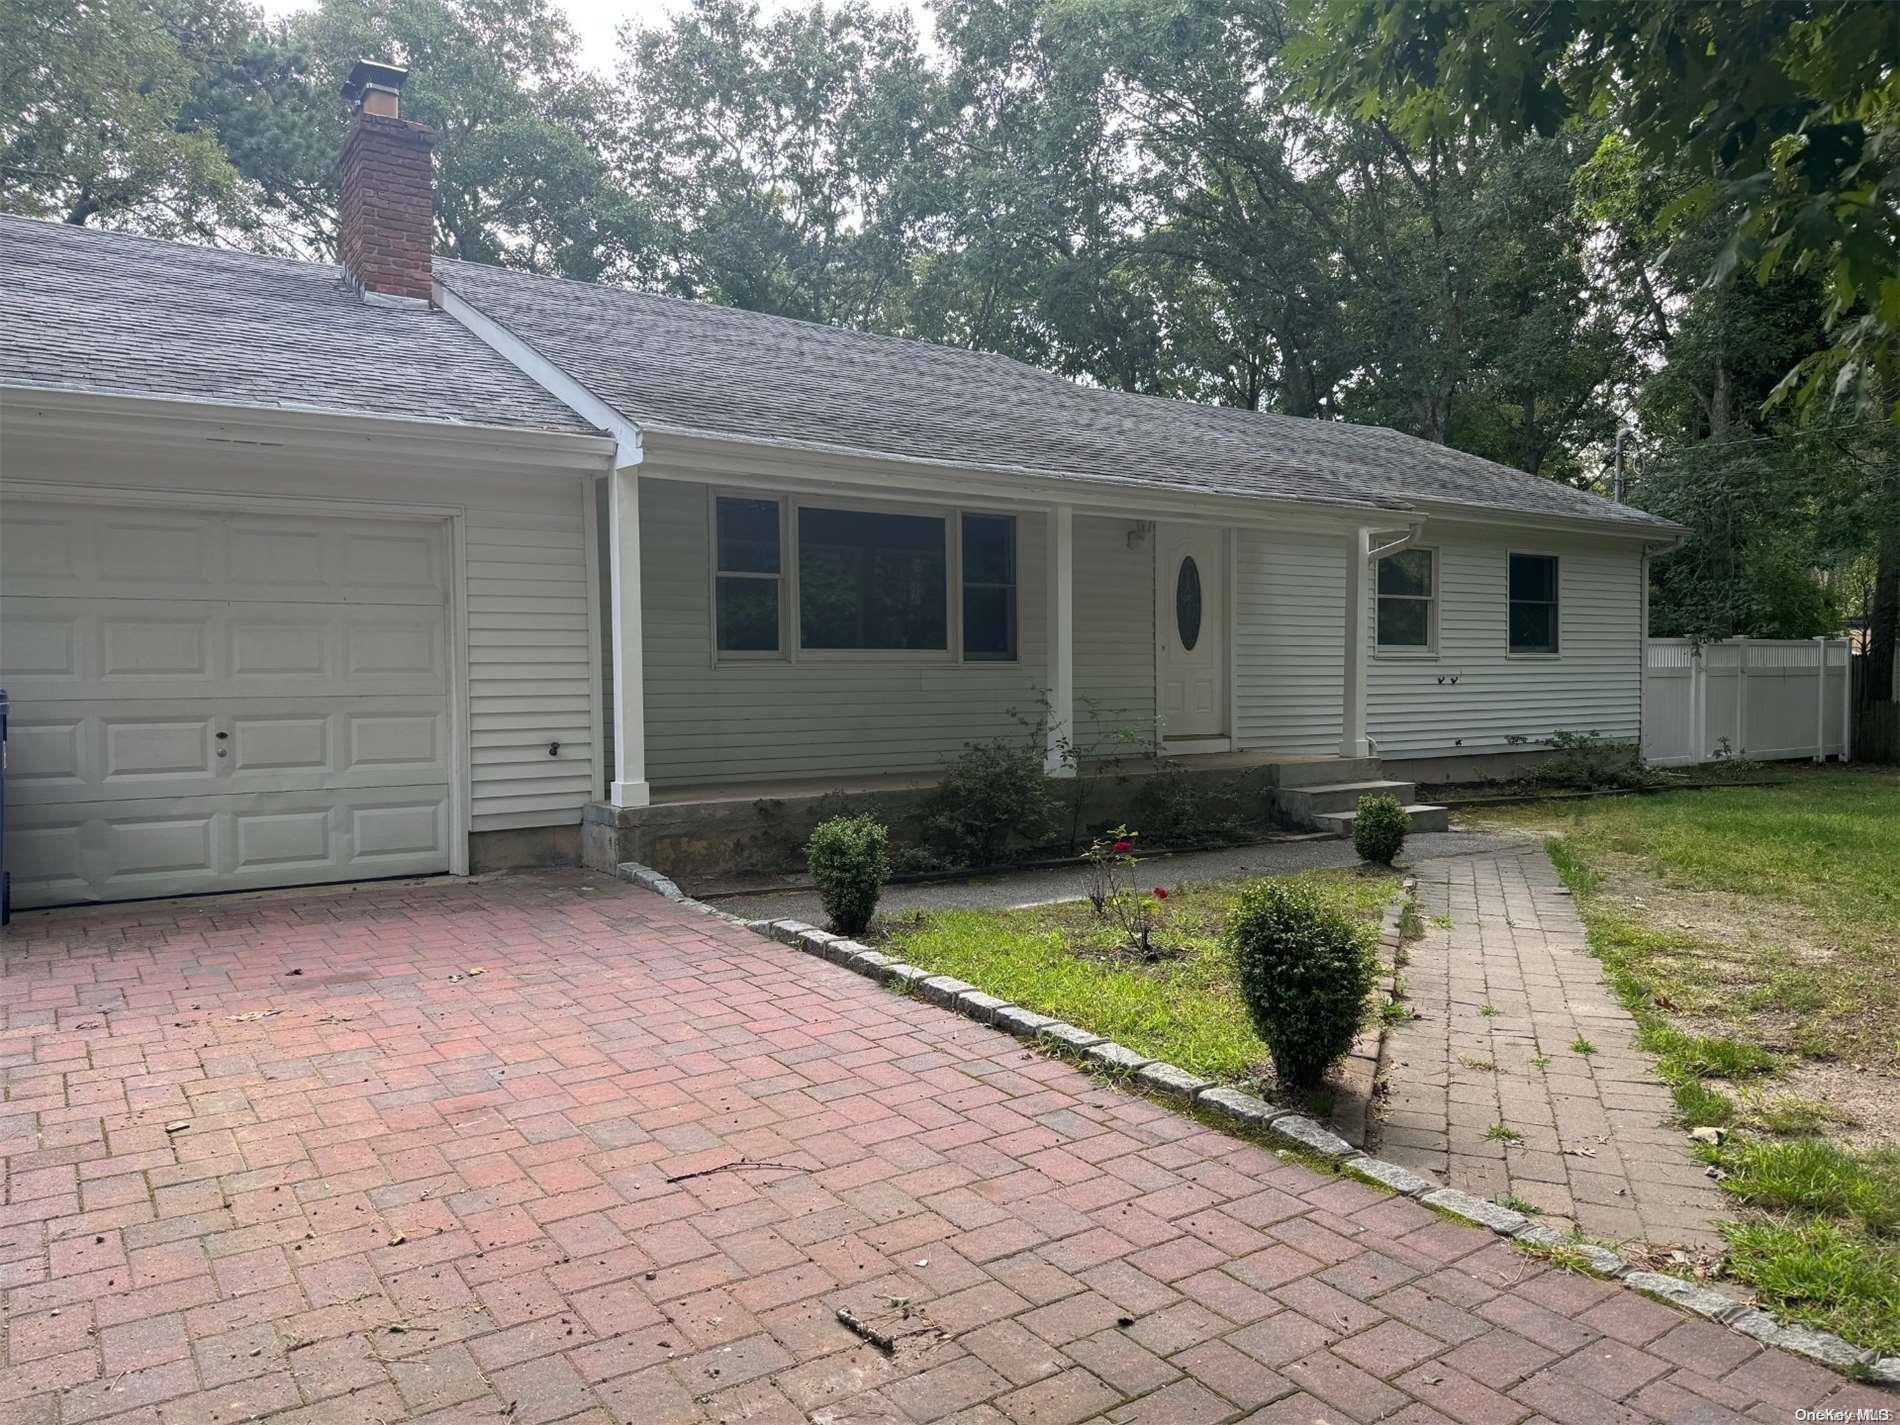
{"left": 164, "top": 1121, "right": 190, "bottom": 1134}
{"left": 227, "top": 1009, "right": 280, "bottom": 1022}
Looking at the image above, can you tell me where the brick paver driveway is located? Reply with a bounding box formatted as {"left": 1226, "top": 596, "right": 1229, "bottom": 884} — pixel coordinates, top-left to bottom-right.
{"left": 1, "top": 871, "right": 1884, "bottom": 1424}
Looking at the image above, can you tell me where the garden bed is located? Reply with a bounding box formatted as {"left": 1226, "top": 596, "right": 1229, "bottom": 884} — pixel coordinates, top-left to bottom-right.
{"left": 873, "top": 869, "right": 1397, "bottom": 1093}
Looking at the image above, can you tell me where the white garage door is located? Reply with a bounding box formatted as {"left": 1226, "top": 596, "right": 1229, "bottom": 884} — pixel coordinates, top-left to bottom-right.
{"left": 1, "top": 500, "right": 454, "bottom": 907}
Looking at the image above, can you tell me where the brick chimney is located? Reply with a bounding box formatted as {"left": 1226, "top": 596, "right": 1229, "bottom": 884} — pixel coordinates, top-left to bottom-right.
{"left": 337, "top": 60, "right": 434, "bottom": 303}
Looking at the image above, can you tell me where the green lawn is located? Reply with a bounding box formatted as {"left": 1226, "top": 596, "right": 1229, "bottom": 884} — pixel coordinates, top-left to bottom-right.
{"left": 1471, "top": 765, "right": 1900, "bottom": 1353}
{"left": 877, "top": 869, "right": 1396, "bottom": 1083}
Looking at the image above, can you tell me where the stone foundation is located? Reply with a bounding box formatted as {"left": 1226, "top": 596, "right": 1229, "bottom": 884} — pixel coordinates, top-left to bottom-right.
{"left": 582, "top": 758, "right": 1313, "bottom": 888}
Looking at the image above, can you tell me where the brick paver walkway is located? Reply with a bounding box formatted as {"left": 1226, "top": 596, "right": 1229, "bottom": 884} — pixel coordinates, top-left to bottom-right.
{"left": 1, "top": 870, "right": 1880, "bottom": 1423}
{"left": 1374, "top": 851, "right": 1729, "bottom": 1249}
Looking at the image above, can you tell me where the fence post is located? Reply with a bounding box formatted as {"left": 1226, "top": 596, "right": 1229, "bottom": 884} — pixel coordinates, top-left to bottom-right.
{"left": 1691, "top": 644, "right": 1705, "bottom": 763}
{"left": 1839, "top": 639, "right": 1852, "bottom": 762}
{"left": 1736, "top": 639, "right": 1749, "bottom": 757}
{"left": 1814, "top": 636, "right": 1827, "bottom": 762}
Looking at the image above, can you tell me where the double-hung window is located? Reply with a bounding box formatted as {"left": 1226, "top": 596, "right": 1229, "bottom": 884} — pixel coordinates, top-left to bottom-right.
{"left": 1376, "top": 547, "right": 1435, "bottom": 650}
{"left": 1508, "top": 553, "right": 1560, "bottom": 653}
{"left": 714, "top": 496, "right": 783, "bottom": 653}
{"left": 960, "top": 514, "right": 1017, "bottom": 660}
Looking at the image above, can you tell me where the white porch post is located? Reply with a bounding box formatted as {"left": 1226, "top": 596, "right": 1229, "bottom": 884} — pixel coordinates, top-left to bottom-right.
{"left": 1045, "top": 504, "right": 1076, "bottom": 776}
{"left": 1340, "top": 525, "right": 1372, "bottom": 759}
{"left": 608, "top": 466, "right": 650, "bottom": 807}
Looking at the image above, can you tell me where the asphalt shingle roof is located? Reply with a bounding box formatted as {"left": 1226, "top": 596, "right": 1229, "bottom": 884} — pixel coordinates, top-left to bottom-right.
{"left": 437, "top": 259, "right": 1678, "bottom": 531}
{"left": 0, "top": 214, "right": 595, "bottom": 435}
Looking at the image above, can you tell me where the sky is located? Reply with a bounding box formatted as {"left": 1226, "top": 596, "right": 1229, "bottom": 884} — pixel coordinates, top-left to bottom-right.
{"left": 257, "top": 0, "right": 935, "bottom": 71}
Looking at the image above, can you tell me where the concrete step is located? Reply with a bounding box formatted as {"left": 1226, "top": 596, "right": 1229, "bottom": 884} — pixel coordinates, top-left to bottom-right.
{"left": 1271, "top": 756, "right": 1382, "bottom": 789}
{"left": 1275, "top": 779, "right": 1418, "bottom": 819}
{"left": 1314, "top": 804, "right": 1451, "bottom": 838}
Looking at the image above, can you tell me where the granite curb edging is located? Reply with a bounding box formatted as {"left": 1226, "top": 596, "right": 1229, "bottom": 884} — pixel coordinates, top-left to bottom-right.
{"left": 613, "top": 858, "right": 1897, "bottom": 1387}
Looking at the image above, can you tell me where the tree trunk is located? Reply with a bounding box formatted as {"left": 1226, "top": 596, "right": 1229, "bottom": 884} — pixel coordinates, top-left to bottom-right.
{"left": 1868, "top": 521, "right": 1899, "bottom": 704}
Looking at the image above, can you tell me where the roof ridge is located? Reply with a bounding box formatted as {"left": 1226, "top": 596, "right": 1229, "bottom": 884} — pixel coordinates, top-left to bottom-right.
{"left": 433, "top": 256, "right": 1070, "bottom": 374}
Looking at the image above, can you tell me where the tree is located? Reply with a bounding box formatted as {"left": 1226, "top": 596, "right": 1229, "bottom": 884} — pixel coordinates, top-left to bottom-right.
{"left": 1295, "top": 0, "right": 1900, "bottom": 423}
{"left": 0, "top": 0, "right": 249, "bottom": 235}
{"left": 616, "top": 0, "right": 939, "bottom": 324}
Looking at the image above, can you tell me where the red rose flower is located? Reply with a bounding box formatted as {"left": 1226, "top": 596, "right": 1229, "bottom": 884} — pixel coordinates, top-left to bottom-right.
{"left": 1153, "top": 886, "right": 1169, "bottom": 899}
{"left": 1112, "top": 839, "right": 1132, "bottom": 853}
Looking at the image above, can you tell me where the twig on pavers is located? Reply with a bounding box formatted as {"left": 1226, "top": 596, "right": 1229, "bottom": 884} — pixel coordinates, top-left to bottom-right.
{"left": 663, "top": 1158, "right": 803, "bottom": 1184}
{"left": 837, "top": 1305, "right": 900, "bottom": 1353}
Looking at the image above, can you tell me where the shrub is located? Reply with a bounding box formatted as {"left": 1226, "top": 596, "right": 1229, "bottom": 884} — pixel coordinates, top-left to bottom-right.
{"left": 1227, "top": 880, "right": 1377, "bottom": 1090}
{"left": 1535, "top": 729, "right": 1655, "bottom": 790}
{"left": 921, "top": 737, "right": 1056, "bottom": 866}
{"left": 1352, "top": 794, "right": 1408, "bottom": 866}
{"left": 806, "top": 815, "right": 891, "bottom": 936}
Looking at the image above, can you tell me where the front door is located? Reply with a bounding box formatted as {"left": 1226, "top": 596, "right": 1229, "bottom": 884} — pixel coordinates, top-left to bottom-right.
{"left": 1155, "top": 524, "right": 1225, "bottom": 741}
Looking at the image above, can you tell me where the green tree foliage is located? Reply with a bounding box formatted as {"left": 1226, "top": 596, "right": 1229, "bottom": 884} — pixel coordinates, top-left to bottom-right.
{"left": 1296, "top": 0, "right": 1900, "bottom": 423}
{"left": 618, "top": 0, "right": 940, "bottom": 323}
{"left": 1, "top": 0, "right": 248, "bottom": 235}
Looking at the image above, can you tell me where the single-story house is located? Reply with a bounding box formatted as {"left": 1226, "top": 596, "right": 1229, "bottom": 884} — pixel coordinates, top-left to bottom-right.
{"left": 0, "top": 62, "right": 1681, "bottom": 910}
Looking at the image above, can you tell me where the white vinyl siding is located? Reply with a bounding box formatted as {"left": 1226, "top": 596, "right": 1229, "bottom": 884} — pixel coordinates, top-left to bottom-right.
{"left": 1074, "top": 516, "right": 1156, "bottom": 756}
{"left": 1233, "top": 528, "right": 1348, "bottom": 753}
{"left": 463, "top": 505, "right": 596, "bottom": 830}
{"left": 636, "top": 476, "right": 1050, "bottom": 786}
{"left": 1368, "top": 525, "right": 1643, "bottom": 753}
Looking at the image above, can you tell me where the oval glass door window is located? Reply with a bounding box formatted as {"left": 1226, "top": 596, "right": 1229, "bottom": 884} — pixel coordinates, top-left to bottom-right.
{"left": 1175, "top": 555, "right": 1202, "bottom": 651}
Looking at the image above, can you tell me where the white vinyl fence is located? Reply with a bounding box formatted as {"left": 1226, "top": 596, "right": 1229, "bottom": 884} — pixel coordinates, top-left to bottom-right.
{"left": 1643, "top": 638, "right": 1853, "bottom": 768}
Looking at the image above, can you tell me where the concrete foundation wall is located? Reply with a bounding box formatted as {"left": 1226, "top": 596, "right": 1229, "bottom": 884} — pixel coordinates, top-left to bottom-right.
{"left": 469, "top": 824, "right": 580, "bottom": 872}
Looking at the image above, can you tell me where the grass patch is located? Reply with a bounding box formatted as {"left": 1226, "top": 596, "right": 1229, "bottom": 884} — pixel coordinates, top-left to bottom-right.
{"left": 880, "top": 869, "right": 1396, "bottom": 1082}
{"left": 1713, "top": 1139, "right": 1900, "bottom": 1236}
{"left": 1491, "top": 768, "right": 1900, "bottom": 1066}
{"left": 1723, "top": 1217, "right": 1900, "bottom": 1355}
{"left": 1486, "top": 1123, "right": 1523, "bottom": 1144}
{"left": 1512, "top": 768, "right": 1900, "bottom": 1353}
{"left": 1569, "top": 1037, "right": 1597, "bottom": 1056}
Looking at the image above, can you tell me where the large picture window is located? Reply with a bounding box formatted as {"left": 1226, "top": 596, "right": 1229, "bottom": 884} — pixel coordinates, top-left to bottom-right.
{"left": 715, "top": 496, "right": 782, "bottom": 653}
{"left": 1376, "top": 547, "right": 1435, "bottom": 649}
{"left": 1509, "top": 553, "right": 1560, "bottom": 653}
{"left": 961, "top": 513, "right": 1017, "bottom": 660}
{"left": 798, "top": 506, "right": 948, "bottom": 651}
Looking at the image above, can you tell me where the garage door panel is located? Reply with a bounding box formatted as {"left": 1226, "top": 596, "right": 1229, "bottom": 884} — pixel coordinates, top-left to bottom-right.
{"left": 2, "top": 499, "right": 454, "bottom": 907}
{"left": 9, "top": 700, "right": 450, "bottom": 804}
{"left": 98, "top": 514, "right": 217, "bottom": 590}
{"left": 1, "top": 608, "right": 83, "bottom": 677}
{"left": 9, "top": 788, "right": 451, "bottom": 905}
{"left": 4, "top": 599, "right": 447, "bottom": 700}
{"left": 104, "top": 717, "right": 216, "bottom": 781}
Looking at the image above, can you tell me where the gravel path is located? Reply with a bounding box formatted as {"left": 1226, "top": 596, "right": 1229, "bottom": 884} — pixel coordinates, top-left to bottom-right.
{"left": 708, "top": 828, "right": 1537, "bottom": 922}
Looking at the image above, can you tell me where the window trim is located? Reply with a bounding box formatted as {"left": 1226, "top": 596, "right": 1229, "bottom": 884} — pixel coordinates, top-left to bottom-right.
{"left": 707, "top": 488, "right": 1021, "bottom": 667}
{"left": 710, "top": 491, "right": 789, "bottom": 660}
{"left": 1374, "top": 544, "right": 1439, "bottom": 657}
{"left": 1506, "top": 550, "right": 1562, "bottom": 657}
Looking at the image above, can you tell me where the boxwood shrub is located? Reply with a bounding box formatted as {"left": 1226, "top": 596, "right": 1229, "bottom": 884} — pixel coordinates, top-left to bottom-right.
{"left": 1227, "top": 879, "right": 1377, "bottom": 1091}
